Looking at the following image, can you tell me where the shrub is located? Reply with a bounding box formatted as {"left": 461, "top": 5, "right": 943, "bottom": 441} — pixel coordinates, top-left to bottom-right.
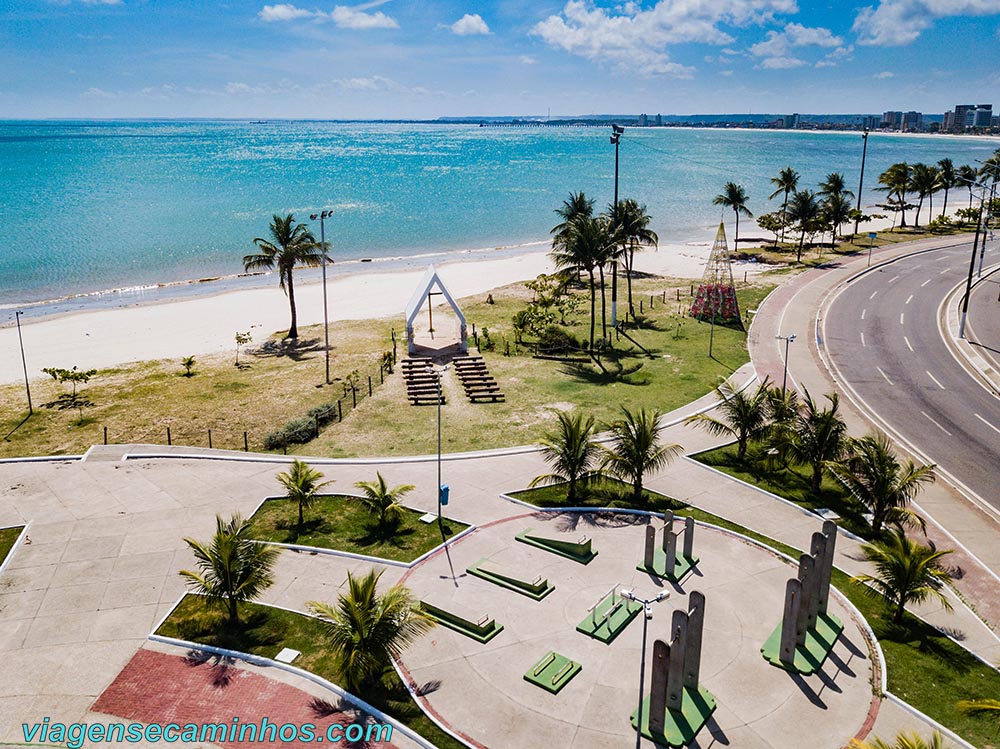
{"left": 537, "top": 325, "right": 579, "bottom": 353}
{"left": 263, "top": 416, "right": 317, "bottom": 450}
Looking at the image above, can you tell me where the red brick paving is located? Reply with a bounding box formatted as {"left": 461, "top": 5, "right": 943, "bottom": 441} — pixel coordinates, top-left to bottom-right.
{"left": 92, "top": 649, "right": 397, "bottom": 748}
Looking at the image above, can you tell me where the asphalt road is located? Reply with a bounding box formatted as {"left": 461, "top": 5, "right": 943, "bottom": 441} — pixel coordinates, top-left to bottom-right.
{"left": 823, "top": 240, "right": 1000, "bottom": 511}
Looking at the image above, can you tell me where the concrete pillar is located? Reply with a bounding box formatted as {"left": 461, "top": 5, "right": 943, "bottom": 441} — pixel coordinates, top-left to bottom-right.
{"left": 643, "top": 524, "right": 656, "bottom": 569}
{"left": 666, "top": 612, "right": 688, "bottom": 711}
{"left": 649, "top": 639, "right": 670, "bottom": 734}
{"left": 683, "top": 516, "right": 695, "bottom": 560}
{"left": 795, "top": 554, "right": 816, "bottom": 645}
{"left": 818, "top": 521, "right": 838, "bottom": 615}
{"left": 664, "top": 528, "right": 678, "bottom": 577}
{"left": 779, "top": 577, "right": 802, "bottom": 663}
{"left": 806, "top": 532, "right": 826, "bottom": 630}
{"left": 661, "top": 510, "right": 674, "bottom": 552}
{"left": 684, "top": 591, "right": 705, "bottom": 690}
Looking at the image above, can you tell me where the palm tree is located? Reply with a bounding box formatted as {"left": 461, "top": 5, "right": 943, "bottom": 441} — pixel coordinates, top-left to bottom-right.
{"left": 908, "top": 163, "right": 940, "bottom": 228}
{"left": 276, "top": 459, "right": 332, "bottom": 531}
{"left": 957, "top": 699, "right": 1000, "bottom": 732}
{"left": 181, "top": 355, "right": 196, "bottom": 377}
{"left": 308, "top": 569, "right": 434, "bottom": 695}
{"left": 354, "top": 472, "right": 415, "bottom": 530}
{"left": 877, "top": 162, "right": 913, "bottom": 228}
{"left": 243, "top": 214, "right": 325, "bottom": 339}
{"left": 827, "top": 433, "right": 935, "bottom": 538}
{"left": 610, "top": 199, "right": 659, "bottom": 318}
{"left": 936, "top": 158, "right": 956, "bottom": 218}
{"left": 529, "top": 410, "right": 601, "bottom": 503}
{"left": 786, "top": 189, "right": 821, "bottom": 262}
{"left": 772, "top": 389, "right": 849, "bottom": 494}
{"left": 551, "top": 191, "right": 595, "bottom": 237}
{"left": 713, "top": 182, "right": 753, "bottom": 249}
{"left": 600, "top": 407, "right": 682, "bottom": 503}
{"left": 550, "top": 215, "right": 614, "bottom": 349}
{"left": 849, "top": 731, "right": 948, "bottom": 749}
{"left": 685, "top": 379, "right": 772, "bottom": 461}
{"left": 823, "top": 192, "right": 854, "bottom": 248}
{"left": 957, "top": 164, "right": 978, "bottom": 209}
{"left": 769, "top": 167, "right": 799, "bottom": 242}
{"left": 818, "top": 172, "right": 854, "bottom": 201}
{"left": 179, "top": 513, "right": 281, "bottom": 627}
{"left": 851, "top": 527, "right": 953, "bottom": 624}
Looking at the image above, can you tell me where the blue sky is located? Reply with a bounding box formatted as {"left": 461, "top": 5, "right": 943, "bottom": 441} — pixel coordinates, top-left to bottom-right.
{"left": 2, "top": 0, "right": 1000, "bottom": 118}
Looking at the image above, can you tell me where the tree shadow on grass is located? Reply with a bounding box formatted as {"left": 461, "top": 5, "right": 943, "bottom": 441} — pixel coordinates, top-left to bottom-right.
{"left": 41, "top": 393, "right": 95, "bottom": 411}
{"left": 252, "top": 337, "right": 324, "bottom": 362}
{"left": 559, "top": 360, "right": 650, "bottom": 386}
{"left": 350, "top": 522, "right": 416, "bottom": 551}
{"left": 877, "top": 617, "right": 977, "bottom": 675}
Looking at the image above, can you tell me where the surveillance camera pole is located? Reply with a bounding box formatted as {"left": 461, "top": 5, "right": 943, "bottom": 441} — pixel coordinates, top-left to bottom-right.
{"left": 776, "top": 333, "right": 796, "bottom": 395}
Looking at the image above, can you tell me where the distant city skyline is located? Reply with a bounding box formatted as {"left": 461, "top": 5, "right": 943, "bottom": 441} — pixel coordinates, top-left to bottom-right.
{"left": 3, "top": 0, "right": 1000, "bottom": 119}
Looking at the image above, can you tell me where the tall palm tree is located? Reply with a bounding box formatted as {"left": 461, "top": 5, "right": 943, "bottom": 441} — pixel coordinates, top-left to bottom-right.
{"left": 851, "top": 528, "right": 953, "bottom": 624}
{"left": 243, "top": 214, "right": 325, "bottom": 340}
{"left": 772, "top": 389, "right": 849, "bottom": 494}
{"left": 179, "top": 514, "right": 281, "bottom": 627}
{"left": 529, "top": 410, "right": 601, "bottom": 503}
{"left": 786, "top": 189, "right": 821, "bottom": 262}
{"left": 823, "top": 192, "right": 854, "bottom": 248}
{"left": 827, "top": 433, "right": 935, "bottom": 538}
{"left": 308, "top": 569, "right": 434, "bottom": 694}
{"left": 550, "top": 215, "right": 614, "bottom": 349}
{"left": 353, "top": 472, "right": 415, "bottom": 530}
{"left": 610, "top": 199, "right": 659, "bottom": 317}
{"left": 908, "top": 163, "right": 940, "bottom": 228}
{"left": 957, "top": 164, "right": 978, "bottom": 209}
{"left": 936, "top": 158, "right": 956, "bottom": 218}
{"left": 877, "top": 162, "right": 913, "bottom": 228}
{"left": 600, "top": 407, "right": 682, "bottom": 503}
{"left": 818, "top": 172, "right": 854, "bottom": 201}
{"left": 685, "top": 379, "right": 773, "bottom": 461}
{"left": 849, "top": 731, "right": 947, "bottom": 749}
{"left": 713, "top": 182, "right": 753, "bottom": 249}
{"left": 769, "top": 167, "right": 800, "bottom": 242}
{"left": 551, "top": 191, "right": 595, "bottom": 237}
{"left": 276, "top": 459, "right": 332, "bottom": 531}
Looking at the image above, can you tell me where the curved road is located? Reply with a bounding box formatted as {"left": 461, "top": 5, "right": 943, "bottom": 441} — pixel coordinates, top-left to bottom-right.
{"left": 823, "top": 241, "right": 1000, "bottom": 512}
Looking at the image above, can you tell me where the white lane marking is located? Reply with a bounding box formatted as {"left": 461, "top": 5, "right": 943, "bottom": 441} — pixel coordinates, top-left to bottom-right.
{"left": 905, "top": 294, "right": 914, "bottom": 305}
{"left": 921, "top": 411, "right": 952, "bottom": 436}
{"left": 939, "top": 268, "right": 950, "bottom": 275}
{"left": 876, "top": 367, "right": 894, "bottom": 385}
{"left": 974, "top": 413, "right": 1000, "bottom": 435}
{"left": 926, "top": 371, "right": 946, "bottom": 390}
{"left": 904, "top": 336, "right": 914, "bottom": 352}
{"left": 870, "top": 290, "right": 879, "bottom": 300}
{"left": 900, "top": 313, "right": 905, "bottom": 325}
{"left": 921, "top": 279, "right": 932, "bottom": 287}
{"left": 888, "top": 275, "right": 900, "bottom": 283}
{"left": 861, "top": 309, "right": 867, "bottom": 320}
{"left": 861, "top": 332, "right": 866, "bottom": 347}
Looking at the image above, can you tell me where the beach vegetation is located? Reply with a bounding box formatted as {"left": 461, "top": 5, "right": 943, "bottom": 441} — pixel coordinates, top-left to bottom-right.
{"left": 234, "top": 330, "right": 252, "bottom": 367}
{"left": 243, "top": 214, "right": 327, "bottom": 340}
{"left": 275, "top": 459, "right": 332, "bottom": 532}
{"left": 713, "top": 182, "right": 753, "bottom": 249}
{"left": 756, "top": 211, "right": 788, "bottom": 247}
{"left": 770, "top": 389, "right": 849, "bottom": 494}
{"left": 936, "top": 158, "right": 957, "bottom": 218}
{"left": 599, "top": 406, "right": 682, "bottom": 503}
{"left": 878, "top": 162, "right": 913, "bottom": 228}
{"left": 181, "top": 356, "right": 196, "bottom": 377}
{"left": 785, "top": 188, "right": 822, "bottom": 261}
{"left": 608, "top": 198, "right": 659, "bottom": 317}
{"left": 822, "top": 192, "right": 854, "bottom": 248}
{"left": 849, "top": 732, "right": 947, "bottom": 749}
{"left": 768, "top": 166, "right": 799, "bottom": 243}
{"left": 41, "top": 366, "right": 97, "bottom": 399}
{"left": 353, "top": 471, "right": 414, "bottom": 531}
{"left": 529, "top": 410, "right": 601, "bottom": 503}
{"left": 685, "top": 378, "right": 773, "bottom": 461}
{"left": 909, "top": 163, "right": 940, "bottom": 228}
{"left": 549, "top": 212, "right": 615, "bottom": 349}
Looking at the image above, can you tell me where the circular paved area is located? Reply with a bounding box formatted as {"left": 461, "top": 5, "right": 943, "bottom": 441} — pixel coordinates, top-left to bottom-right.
{"left": 398, "top": 511, "right": 874, "bottom": 749}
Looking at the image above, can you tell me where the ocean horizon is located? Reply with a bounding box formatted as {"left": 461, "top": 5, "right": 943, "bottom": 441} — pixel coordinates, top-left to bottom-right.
{"left": 2, "top": 120, "right": 997, "bottom": 318}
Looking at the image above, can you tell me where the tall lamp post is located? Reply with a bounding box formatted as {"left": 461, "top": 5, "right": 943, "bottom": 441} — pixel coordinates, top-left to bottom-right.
{"left": 776, "top": 333, "right": 796, "bottom": 395}
{"left": 959, "top": 186, "right": 987, "bottom": 339}
{"left": 853, "top": 126, "right": 870, "bottom": 238}
{"left": 14, "top": 311, "right": 32, "bottom": 415}
{"left": 309, "top": 210, "right": 334, "bottom": 384}
{"left": 610, "top": 124, "right": 624, "bottom": 330}
{"left": 426, "top": 364, "right": 449, "bottom": 538}
{"left": 621, "top": 588, "right": 669, "bottom": 749}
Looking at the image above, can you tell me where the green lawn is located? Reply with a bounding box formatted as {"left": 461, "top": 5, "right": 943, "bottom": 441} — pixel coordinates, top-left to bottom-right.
{"left": 0, "top": 526, "right": 24, "bottom": 569}
{"left": 691, "top": 443, "right": 872, "bottom": 539}
{"left": 509, "top": 479, "right": 684, "bottom": 512}
{"left": 246, "top": 495, "right": 468, "bottom": 563}
{"left": 509, "top": 481, "right": 1000, "bottom": 748}
{"left": 156, "top": 595, "right": 465, "bottom": 749}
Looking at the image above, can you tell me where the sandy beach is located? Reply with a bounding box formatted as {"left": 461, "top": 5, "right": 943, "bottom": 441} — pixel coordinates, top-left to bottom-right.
{"left": 0, "top": 210, "right": 969, "bottom": 385}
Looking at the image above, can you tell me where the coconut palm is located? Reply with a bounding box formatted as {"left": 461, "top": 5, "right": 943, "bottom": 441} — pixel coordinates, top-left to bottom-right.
{"left": 909, "top": 163, "right": 940, "bottom": 228}
{"left": 769, "top": 167, "right": 800, "bottom": 242}
{"left": 851, "top": 528, "right": 953, "bottom": 625}
{"left": 685, "top": 379, "right": 773, "bottom": 462}
{"left": 936, "top": 158, "right": 956, "bottom": 218}
{"left": 823, "top": 192, "right": 854, "bottom": 248}
{"left": 827, "top": 433, "right": 935, "bottom": 538}
{"left": 772, "top": 389, "right": 849, "bottom": 494}
{"left": 600, "top": 407, "right": 682, "bottom": 503}
{"left": 713, "top": 182, "right": 753, "bottom": 249}
{"left": 179, "top": 513, "right": 281, "bottom": 627}
{"left": 354, "top": 472, "right": 415, "bottom": 530}
{"left": 786, "top": 189, "right": 822, "bottom": 262}
{"left": 957, "top": 699, "right": 1000, "bottom": 732}
{"left": 530, "top": 410, "right": 601, "bottom": 503}
{"left": 849, "top": 731, "right": 948, "bottom": 749}
{"left": 181, "top": 355, "right": 196, "bottom": 377}
{"left": 877, "top": 162, "right": 913, "bottom": 228}
{"left": 308, "top": 569, "right": 434, "bottom": 694}
{"left": 276, "top": 459, "right": 332, "bottom": 531}
{"left": 818, "top": 172, "right": 854, "bottom": 201}
{"left": 957, "top": 164, "right": 978, "bottom": 209}
{"left": 551, "top": 191, "right": 595, "bottom": 237}
{"left": 610, "top": 198, "right": 659, "bottom": 317}
{"left": 550, "top": 215, "right": 614, "bottom": 349}
{"left": 243, "top": 214, "right": 325, "bottom": 339}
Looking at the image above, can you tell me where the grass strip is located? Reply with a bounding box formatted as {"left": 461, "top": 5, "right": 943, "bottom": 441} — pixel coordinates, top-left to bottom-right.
{"left": 0, "top": 526, "right": 24, "bottom": 570}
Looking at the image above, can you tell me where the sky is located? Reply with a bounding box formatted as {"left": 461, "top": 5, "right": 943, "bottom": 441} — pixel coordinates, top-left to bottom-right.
{"left": 2, "top": 0, "right": 1000, "bottom": 119}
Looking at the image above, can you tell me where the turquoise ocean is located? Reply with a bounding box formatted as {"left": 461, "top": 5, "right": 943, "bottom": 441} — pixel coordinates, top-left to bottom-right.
{"left": 1, "top": 120, "right": 996, "bottom": 317}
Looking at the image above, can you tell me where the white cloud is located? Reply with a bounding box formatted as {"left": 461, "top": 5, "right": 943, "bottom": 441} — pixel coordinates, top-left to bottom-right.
{"left": 259, "top": 4, "right": 313, "bottom": 21}
{"left": 449, "top": 13, "right": 490, "bottom": 36}
{"left": 874, "top": 70, "right": 895, "bottom": 78}
{"left": 330, "top": 5, "right": 398, "bottom": 28}
{"left": 81, "top": 87, "right": 116, "bottom": 98}
{"left": 519, "top": 55, "right": 537, "bottom": 64}
{"left": 531, "top": 0, "right": 797, "bottom": 77}
{"left": 760, "top": 55, "right": 805, "bottom": 68}
{"left": 750, "top": 22, "right": 842, "bottom": 69}
{"left": 854, "top": 0, "right": 1000, "bottom": 46}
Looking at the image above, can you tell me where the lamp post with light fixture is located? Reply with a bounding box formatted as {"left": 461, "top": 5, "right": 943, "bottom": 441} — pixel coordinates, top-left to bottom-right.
{"left": 309, "top": 210, "right": 333, "bottom": 384}
{"left": 610, "top": 124, "right": 624, "bottom": 330}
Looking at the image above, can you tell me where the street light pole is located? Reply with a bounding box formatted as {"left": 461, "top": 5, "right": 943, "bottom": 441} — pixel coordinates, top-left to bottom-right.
{"left": 853, "top": 127, "right": 869, "bottom": 238}
{"left": 14, "top": 311, "right": 32, "bottom": 415}
{"left": 960, "top": 190, "right": 987, "bottom": 339}
{"left": 776, "top": 333, "right": 796, "bottom": 395}
{"left": 426, "top": 364, "right": 449, "bottom": 536}
{"left": 610, "top": 124, "right": 624, "bottom": 331}
{"left": 621, "top": 588, "right": 668, "bottom": 749}
{"left": 310, "top": 210, "right": 333, "bottom": 384}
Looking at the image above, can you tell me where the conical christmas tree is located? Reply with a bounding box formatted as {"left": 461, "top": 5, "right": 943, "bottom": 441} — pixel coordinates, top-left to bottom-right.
{"left": 690, "top": 222, "right": 742, "bottom": 326}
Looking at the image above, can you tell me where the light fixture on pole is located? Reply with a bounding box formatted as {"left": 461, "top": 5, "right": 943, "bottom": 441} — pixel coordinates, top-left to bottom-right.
{"left": 309, "top": 210, "right": 334, "bottom": 384}
{"left": 610, "top": 124, "right": 624, "bottom": 331}
{"left": 621, "top": 588, "right": 669, "bottom": 749}
{"left": 14, "top": 311, "right": 32, "bottom": 415}
{"left": 776, "top": 333, "right": 796, "bottom": 395}
{"left": 853, "top": 126, "right": 869, "bottom": 238}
